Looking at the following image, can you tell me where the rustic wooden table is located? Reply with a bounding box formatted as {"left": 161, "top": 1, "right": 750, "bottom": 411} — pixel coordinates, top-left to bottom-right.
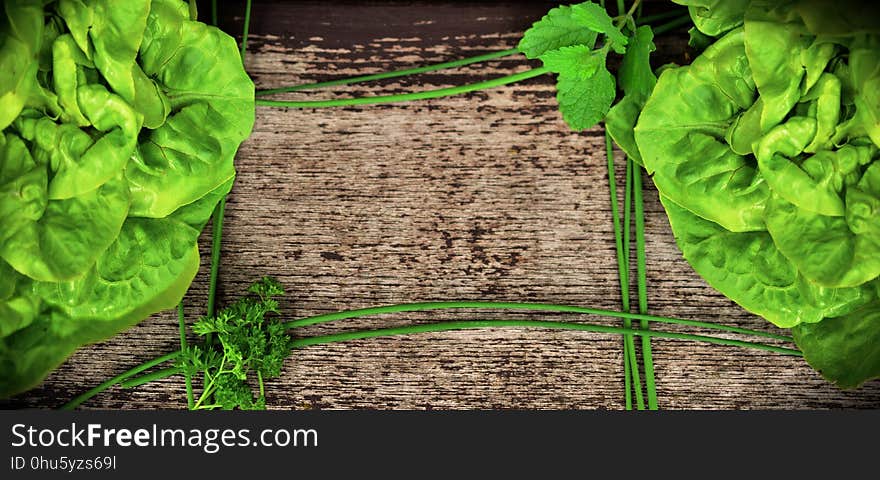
{"left": 6, "top": 1, "right": 880, "bottom": 409}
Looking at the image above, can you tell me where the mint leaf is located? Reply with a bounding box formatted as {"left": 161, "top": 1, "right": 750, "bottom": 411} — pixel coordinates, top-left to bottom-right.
{"left": 518, "top": 4, "right": 599, "bottom": 59}
{"left": 540, "top": 46, "right": 615, "bottom": 131}
{"left": 557, "top": 66, "right": 616, "bottom": 131}
{"left": 571, "top": 2, "right": 628, "bottom": 54}
{"left": 540, "top": 45, "right": 603, "bottom": 78}
{"left": 619, "top": 25, "right": 656, "bottom": 98}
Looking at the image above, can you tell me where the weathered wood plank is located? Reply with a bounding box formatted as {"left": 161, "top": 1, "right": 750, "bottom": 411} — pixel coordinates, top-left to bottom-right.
{"left": 5, "top": 1, "right": 879, "bottom": 409}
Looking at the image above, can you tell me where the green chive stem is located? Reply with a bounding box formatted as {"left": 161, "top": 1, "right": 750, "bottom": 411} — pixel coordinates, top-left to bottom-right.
{"left": 255, "top": 67, "right": 550, "bottom": 108}
{"left": 257, "top": 49, "right": 521, "bottom": 96}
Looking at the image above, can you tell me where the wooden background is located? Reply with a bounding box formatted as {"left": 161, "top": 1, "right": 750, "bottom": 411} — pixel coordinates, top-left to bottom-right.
{"left": 6, "top": 0, "right": 880, "bottom": 409}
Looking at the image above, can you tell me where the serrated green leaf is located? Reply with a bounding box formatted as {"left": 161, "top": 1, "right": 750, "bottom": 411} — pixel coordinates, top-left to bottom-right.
{"left": 540, "top": 46, "right": 615, "bottom": 131}
{"left": 571, "top": 2, "right": 628, "bottom": 54}
{"left": 539, "top": 44, "right": 603, "bottom": 78}
{"left": 517, "top": 4, "right": 599, "bottom": 59}
{"left": 559, "top": 66, "right": 615, "bottom": 131}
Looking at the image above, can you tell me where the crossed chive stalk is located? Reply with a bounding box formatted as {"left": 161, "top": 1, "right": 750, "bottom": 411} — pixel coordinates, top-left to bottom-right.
{"left": 63, "top": 0, "right": 798, "bottom": 410}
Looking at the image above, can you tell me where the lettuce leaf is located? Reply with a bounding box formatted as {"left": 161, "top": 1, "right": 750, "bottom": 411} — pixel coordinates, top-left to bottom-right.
{"left": 0, "top": 0, "right": 254, "bottom": 397}
{"left": 630, "top": 0, "right": 880, "bottom": 387}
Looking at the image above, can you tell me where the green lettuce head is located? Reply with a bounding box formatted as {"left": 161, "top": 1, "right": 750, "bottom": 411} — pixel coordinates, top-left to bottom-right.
{"left": 0, "top": 0, "right": 254, "bottom": 397}
{"left": 619, "top": 0, "right": 880, "bottom": 388}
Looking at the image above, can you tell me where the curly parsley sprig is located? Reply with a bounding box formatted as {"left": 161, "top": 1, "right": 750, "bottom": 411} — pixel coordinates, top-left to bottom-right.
{"left": 176, "top": 277, "right": 292, "bottom": 410}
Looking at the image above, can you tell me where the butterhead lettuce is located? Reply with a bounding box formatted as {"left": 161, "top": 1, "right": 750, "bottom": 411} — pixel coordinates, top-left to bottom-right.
{"left": 0, "top": 0, "right": 254, "bottom": 397}
{"left": 617, "top": 0, "right": 880, "bottom": 388}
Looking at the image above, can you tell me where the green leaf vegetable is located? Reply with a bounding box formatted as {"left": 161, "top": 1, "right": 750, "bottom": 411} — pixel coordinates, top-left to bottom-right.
{"left": 0, "top": 0, "right": 254, "bottom": 397}
{"left": 616, "top": 0, "right": 880, "bottom": 388}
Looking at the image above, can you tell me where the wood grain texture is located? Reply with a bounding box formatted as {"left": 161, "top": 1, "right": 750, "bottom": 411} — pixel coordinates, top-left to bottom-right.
{"left": 5, "top": 1, "right": 879, "bottom": 410}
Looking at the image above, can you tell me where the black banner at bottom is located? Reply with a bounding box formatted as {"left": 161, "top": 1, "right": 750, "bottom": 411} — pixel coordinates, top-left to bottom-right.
{"left": 1, "top": 410, "right": 876, "bottom": 477}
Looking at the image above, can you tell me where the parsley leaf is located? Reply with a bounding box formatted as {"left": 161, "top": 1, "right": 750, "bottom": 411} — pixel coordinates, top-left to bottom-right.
{"left": 518, "top": 4, "right": 599, "bottom": 59}
{"left": 178, "top": 276, "right": 292, "bottom": 410}
{"left": 540, "top": 45, "right": 616, "bottom": 131}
